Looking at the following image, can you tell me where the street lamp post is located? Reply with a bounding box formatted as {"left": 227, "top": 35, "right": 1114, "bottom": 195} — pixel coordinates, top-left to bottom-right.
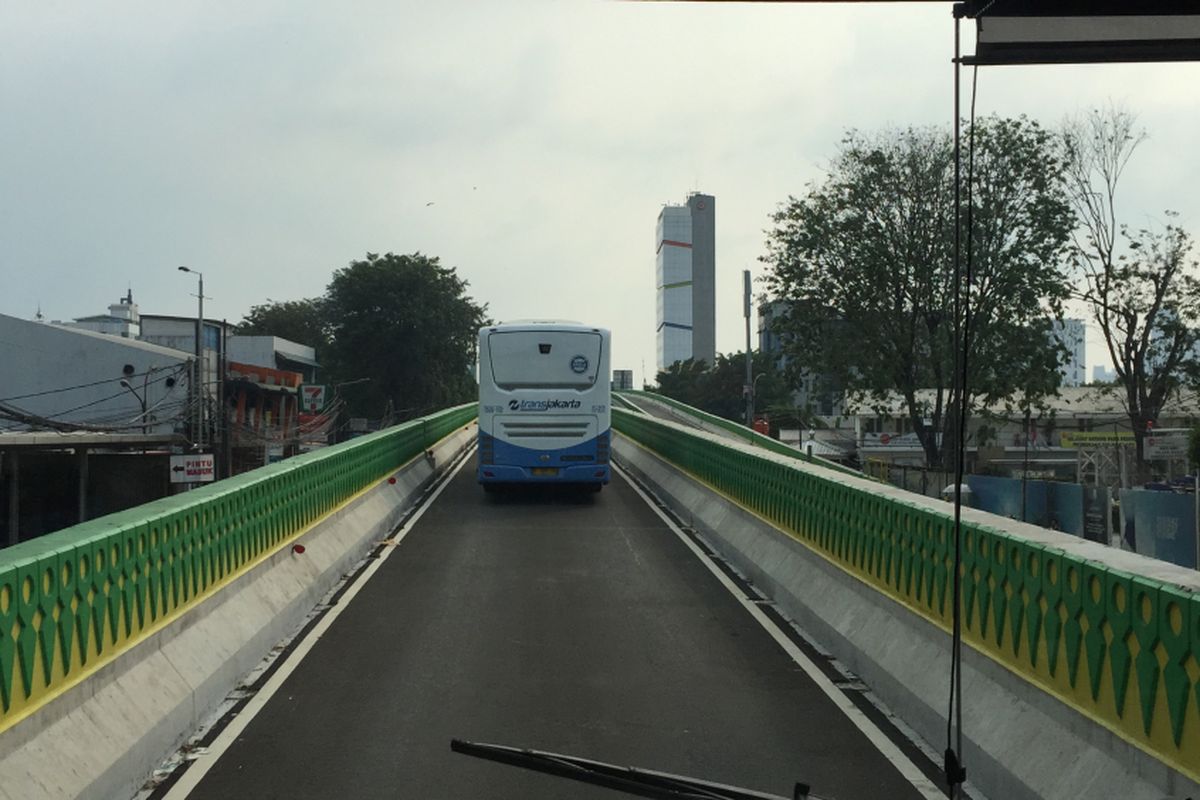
{"left": 751, "top": 372, "right": 766, "bottom": 429}
{"left": 178, "top": 267, "right": 205, "bottom": 450}
{"left": 119, "top": 377, "right": 149, "bottom": 434}
{"left": 743, "top": 269, "right": 753, "bottom": 427}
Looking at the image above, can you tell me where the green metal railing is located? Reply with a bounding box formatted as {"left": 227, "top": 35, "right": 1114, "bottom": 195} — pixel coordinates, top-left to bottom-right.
{"left": 0, "top": 403, "right": 476, "bottom": 729}
{"left": 616, "top": 390, "right": 860, "bottom": 477}
{"left": 612, "top": 393, "right": 644, "bottom": 413}
{"left": 613, "top": 408, "right": 1200, "bottom": 782}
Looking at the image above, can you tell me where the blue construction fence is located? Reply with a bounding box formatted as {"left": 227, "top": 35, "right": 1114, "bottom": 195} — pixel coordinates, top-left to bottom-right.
{"left": 963, "top": 474, "right": 1198, "bottom": 569}
{"left": 965, "top": 475, "right": 1094, "bottom": 539}
{"left": 1118, "top": 488, "right": 1198, "bottom": 570}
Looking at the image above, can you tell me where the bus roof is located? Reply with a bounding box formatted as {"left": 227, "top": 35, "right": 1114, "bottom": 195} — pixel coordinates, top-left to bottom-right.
{"left": 484, "top": 320, "right": 608, "bottom": 334}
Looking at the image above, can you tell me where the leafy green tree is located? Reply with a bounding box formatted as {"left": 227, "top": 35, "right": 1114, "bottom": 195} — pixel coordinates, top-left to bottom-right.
{"left": 654, "top": 358, "right": 709, "bottom": 409}
{"left": 237, "top": 298, "right": 331, "bottom": 357}
{"left": 655, "top": 351, "right": 791, "bottom": 424}
{"left": 763, "top": 117, "right": 1074, "bottom": 467}
{"left": 324, "top": 252, "right": 489, "bottom": 419}
{"left": 1062, "top": 106, "right": 1200, "bottom": 471}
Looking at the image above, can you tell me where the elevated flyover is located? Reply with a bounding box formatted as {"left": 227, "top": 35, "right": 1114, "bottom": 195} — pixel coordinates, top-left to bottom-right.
{"left": 162, "top": 455, "right": 939, "bottom": 800}
{"left": 1, "top": 400, "right": 1197, "bottom": 800}
{"left": 611, "top": 405, "right": 1200, "bottom": 800}
{"left": 615, "top": 390, "right": 858, "bottom": 476}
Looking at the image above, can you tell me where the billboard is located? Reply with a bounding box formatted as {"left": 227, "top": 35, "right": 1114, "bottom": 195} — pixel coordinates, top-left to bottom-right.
{"left": 1145, "top": 429, "right": 1190, "bottom": 461}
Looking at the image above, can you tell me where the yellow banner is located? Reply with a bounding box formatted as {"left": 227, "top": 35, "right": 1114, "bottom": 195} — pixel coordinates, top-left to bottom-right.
{"left": 1059, "top": 431, "right": 1134, "bottom": 447}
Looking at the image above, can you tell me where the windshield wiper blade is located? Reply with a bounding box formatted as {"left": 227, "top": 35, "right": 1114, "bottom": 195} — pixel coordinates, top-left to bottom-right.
{"left": 450, "top": 739, "right": 818, "bottom": 800}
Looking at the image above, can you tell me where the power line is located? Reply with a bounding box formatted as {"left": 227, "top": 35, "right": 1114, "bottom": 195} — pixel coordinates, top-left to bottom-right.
{"left": 0, "top": 365, "right": 181, "bottom": 403}
{"left": 0, "top": 367, "right": 193, "bottom": 433}
{"left": 2, "top": 367, "right": 188, "bottom": 425}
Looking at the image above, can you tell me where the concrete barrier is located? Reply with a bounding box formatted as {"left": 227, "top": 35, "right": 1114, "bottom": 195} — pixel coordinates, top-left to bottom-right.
{"left": 614, "top": 429, "right": 1200, "bottom": 800}
{"left": 0, "top": 424, "right": 475, "bottom": 800}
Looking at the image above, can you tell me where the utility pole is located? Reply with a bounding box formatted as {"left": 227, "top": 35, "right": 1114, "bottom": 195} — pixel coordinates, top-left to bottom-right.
{"left": 1021, "top": 407, "right": 1031, "bottom": 522}
{"left": 198, "top": 271, "right": 204, "bottom": 450}
{"left": 178, "top": 267, "right": 205, "bottom": 452}
{"left": 743, "top": 269, "right": 753, "bottom": 427}
{"left": 220, "top": 319, "right": 231, "bottom": 479}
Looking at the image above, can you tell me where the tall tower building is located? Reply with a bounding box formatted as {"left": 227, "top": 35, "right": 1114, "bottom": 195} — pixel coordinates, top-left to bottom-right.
{"left": 1052, "top": 318, "right": 1087, "bottom": 387}
{"left": 656, "top": 193, "right": 715, "bottom": 372}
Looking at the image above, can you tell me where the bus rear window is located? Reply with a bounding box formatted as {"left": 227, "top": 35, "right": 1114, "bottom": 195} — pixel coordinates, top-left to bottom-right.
{"left": 488, "top": 331, "right": 603, "bottom": 390}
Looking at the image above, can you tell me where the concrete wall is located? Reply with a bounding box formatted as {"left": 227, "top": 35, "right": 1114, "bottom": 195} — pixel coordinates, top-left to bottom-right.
{"left": 0, "top": 424, "right": 475, "bottom": 800}
{"left": 614, "top": 432, "right": 1200, "bottom": 800}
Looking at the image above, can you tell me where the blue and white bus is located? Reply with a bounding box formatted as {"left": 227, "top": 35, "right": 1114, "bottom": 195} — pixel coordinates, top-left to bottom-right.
{"left": 477, "top": 321, "right": 611, "bottom": 492}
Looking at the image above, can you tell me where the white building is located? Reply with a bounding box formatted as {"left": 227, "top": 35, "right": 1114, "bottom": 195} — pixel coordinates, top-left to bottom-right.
{"left": 227, "top": 336, "right": 319, "bottom": 383}
{"left": 6, "top": 293, "right": 327, "bottom": 479}
{"left": 612, "top": 369, "right": 633, "bottom": 391}
{"left": 0, "top": 312, "right": 191, "bottom": 436}
{"left": 139, "top": 313, "right": 229, "bottom": 359}
{"left": 1052, "top": 318, "right": 1087, "bottom": 387}
{"left": 656, "top": 193, "right": 715, "bottom": 372}
{"left": 64, "top": 289, "right": 141, "bottom": 339}
{"left": 50, "top": 297, "right": 321, "bottom": 453}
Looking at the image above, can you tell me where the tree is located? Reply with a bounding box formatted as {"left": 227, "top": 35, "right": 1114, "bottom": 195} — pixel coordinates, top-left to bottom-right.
{"left": 654, "top": 358, "right": 709, "bottom": 410}
{"left": 655, "top": 351, "right": 791, "bottom": 424}
{"left": 762, "top": 117, "right": 1074, "bottom": 467}
{"left": 237, "top": 298, "right": 331, "bottom": 356}
{"left": 1063, "top": 106, "right": 1200, "bottom": 473}
{"left": 323, "top": 252, "right": 489, "bottom": 419}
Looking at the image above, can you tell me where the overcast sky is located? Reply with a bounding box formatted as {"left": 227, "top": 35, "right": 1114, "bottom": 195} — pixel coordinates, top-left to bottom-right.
{"left": 4, "top": 1, "right": 1199, "bottom": 388}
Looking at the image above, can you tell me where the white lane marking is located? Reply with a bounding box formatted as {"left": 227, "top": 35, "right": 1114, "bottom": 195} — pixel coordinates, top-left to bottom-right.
{"left": 613, "top": 463, "right": 947, "bottom": 800}
{"left": 162, "top": 452, "right": 473, "bottom": 799}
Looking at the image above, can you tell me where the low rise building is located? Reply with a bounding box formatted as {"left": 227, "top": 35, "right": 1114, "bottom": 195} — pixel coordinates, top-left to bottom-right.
{"left": 0, "top": 312, "right": 192, "bottom": 546}
{"left": 0, "top": 312, "right": 192, "bottom": 436}
{"left": 1, "top": 296, "right": 327, "bottom": 546}
{"left": 612, "top": 369, "right": 634, "bottom": 391}
{"left": 228, "top": 335, "right": 320, "bottom": 384}
{"left": 64, "top": 289, "right": 141, "bottom": 339}
{"left": 844, "top": 385, "right": 1200, "bottom": 484}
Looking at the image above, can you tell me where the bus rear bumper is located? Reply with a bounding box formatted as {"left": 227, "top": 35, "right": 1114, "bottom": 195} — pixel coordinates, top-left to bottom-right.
{"left": 477, "top": 464, "right": 610, "bottom": 484}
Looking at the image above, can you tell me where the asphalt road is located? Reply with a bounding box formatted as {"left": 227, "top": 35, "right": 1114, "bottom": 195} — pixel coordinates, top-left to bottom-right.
{"left": 174, "top": 455, "right": 937, "bottom": 800}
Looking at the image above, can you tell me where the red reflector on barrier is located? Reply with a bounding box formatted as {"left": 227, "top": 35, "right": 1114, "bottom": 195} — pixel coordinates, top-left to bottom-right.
{"left": 292, "top": 544, "right": 306, "bottom": 555}
{"left": 388, "top": 477, "right": 397, "bottom": 485}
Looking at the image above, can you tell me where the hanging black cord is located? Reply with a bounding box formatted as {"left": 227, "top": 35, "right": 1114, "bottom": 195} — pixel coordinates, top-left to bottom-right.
{"left": 945, "top": 14, "right": 964, "bottom": 793}
{"left": 945, "top": 10, "right": 980, "bottom": 797}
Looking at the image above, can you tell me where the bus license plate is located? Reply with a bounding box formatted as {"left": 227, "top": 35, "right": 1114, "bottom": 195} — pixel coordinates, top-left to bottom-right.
{"left": 531, "top": 468, "right": 559, "bottom": 477}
